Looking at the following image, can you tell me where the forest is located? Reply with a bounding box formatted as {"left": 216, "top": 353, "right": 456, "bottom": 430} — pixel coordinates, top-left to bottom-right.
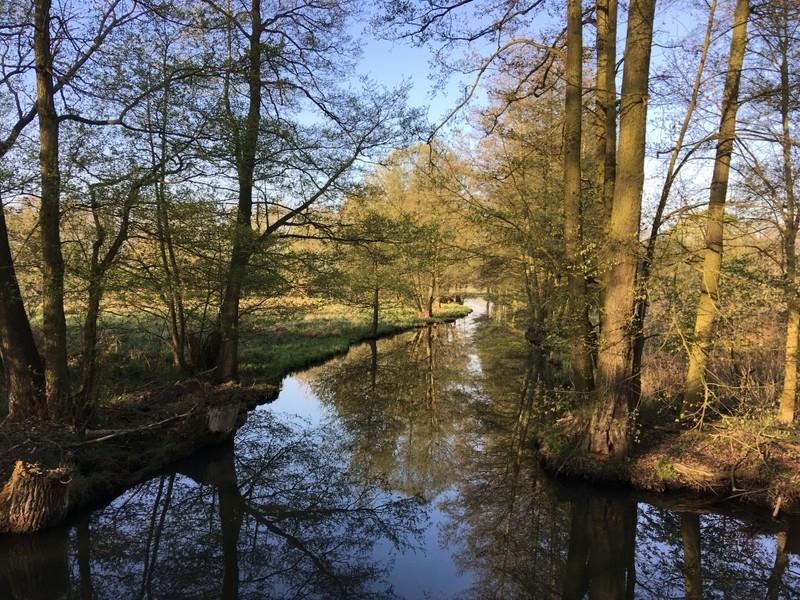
{"left": 1, "top": 0, "right": 800, "bottom": 574}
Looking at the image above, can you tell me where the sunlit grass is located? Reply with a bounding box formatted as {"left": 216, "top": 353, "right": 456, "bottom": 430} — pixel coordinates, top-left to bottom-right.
{"left": 78, "top": 299, "right": 472, "bottom": 399}
{"left": 239, "top": 303, "right": 472, "bottom": 381}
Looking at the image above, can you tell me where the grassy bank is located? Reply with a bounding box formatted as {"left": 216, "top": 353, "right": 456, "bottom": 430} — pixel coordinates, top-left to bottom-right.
{"left": 74, "top": 301, "right": 473, "bottom": 400}
{"left": 238, "top": 303, "right": 473, "bottom": 382}
{"left": 467, "top": 310, "right": 800, "bottom": 517}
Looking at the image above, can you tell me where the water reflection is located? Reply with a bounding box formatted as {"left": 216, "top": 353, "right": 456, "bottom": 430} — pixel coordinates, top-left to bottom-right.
{"left": 0, "top": 416, "right": 425, "bottom": 600}
{"left": 1, "top": 300, "right": 799, "bottom": 599}
{"left": 307, "top": 323, "right": 472, "bottom": 500}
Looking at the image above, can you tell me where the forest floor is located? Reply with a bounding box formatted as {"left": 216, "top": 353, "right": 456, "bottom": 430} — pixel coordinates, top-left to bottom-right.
{"left": 0, "top": 302, "right": 472, "bottom": 533}
{"left": 536, "top": 412, "right": 800, "bottom": 517}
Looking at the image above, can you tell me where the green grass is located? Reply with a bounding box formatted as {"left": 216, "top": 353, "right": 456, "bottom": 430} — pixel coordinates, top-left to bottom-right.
{"left": 238, "top": 303, "right": 473, "bottom": 382}
{"left": 80, "top": 301, "right": 473, "bottom": 399}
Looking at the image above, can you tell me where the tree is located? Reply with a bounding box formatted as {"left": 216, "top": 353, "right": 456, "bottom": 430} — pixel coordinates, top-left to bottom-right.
{"left": 34, "top": 0, "right": 73, "bottom": 420}
{"left": 630, "top": 0, "right": 718, "bottom": 400}
{"left": 0, "top": 0, "right": 142, "bottom": 422}
{"left": 0, "top": 197, "right": 45, "bottom": 420}
{"left": 332, "top": 198, "right": 405, "bottom": 337}
{"left": 563, "top": 0, "right": 593, "bottom": 391}
{"left": 594, "top": 0, "right": 617, "bottom": 227}
{"left": 465, "top": 88, "right": 567, "bottom": 357}
{"left": 588, "top": 0, "right": 658, "bottom": 459}
{"left": 772, "top": 1, "right": 798, "bottom": 424}
{"left": 683, "top": 0, "right": 750, "bottom": 418}
{"left": 78, "top": 172, "right": 156, "bottom": 407}
{"left": 190, "top": 0, "right": 414, "bottom": 382}
{"left": 372, "top": 146, "right": 470, "bottom": 319}
{"left": 211, "top": 0, "right": 265, "bottom": 383}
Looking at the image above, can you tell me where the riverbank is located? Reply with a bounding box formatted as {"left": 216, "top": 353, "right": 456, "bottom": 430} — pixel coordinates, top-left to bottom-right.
{"left": 0, "top": 304, "right": 472, "bottom": 534}
{"left": 535, "top": 414, "right": 800, "bottom": 517}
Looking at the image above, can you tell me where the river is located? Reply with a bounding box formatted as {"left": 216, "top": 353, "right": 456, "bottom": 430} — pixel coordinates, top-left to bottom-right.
{"left": 1, "top": 298, "right": 798, "bottom": 599}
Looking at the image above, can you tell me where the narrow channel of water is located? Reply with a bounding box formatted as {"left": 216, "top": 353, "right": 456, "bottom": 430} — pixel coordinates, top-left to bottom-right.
{"left": 1, "top": 298, "right": 798, "bottom": 599}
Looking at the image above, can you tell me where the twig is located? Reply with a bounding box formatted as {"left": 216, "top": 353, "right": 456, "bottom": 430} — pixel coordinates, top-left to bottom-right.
{"left": 772, "top": 495, "right": 783, "bottom": 518}
{"left": 67, "top": 406, "right": 198, "bottom": 447}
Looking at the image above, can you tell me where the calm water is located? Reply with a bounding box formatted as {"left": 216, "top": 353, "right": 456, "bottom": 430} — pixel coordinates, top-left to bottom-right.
{"left": 1, "top": 299, "right": 799, "bottom": 599}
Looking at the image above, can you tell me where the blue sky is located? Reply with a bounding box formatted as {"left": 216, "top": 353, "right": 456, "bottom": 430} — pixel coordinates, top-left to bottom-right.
{"left": 349, "top": 2, "right": 710, "bottom": 127}
{"left": 350, "top": 24, "right": 461, "bottom": 125}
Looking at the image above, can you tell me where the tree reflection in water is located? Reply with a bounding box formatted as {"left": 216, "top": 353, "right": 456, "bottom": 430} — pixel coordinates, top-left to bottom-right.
{"left": 308, "top": 316, "right": 800, "bottom": 599}
{"left": 308, "top": 323, "right": 473, "bottom": 501}
{"left": 1, "top": 309, "right": 799, "bottom": 599}
{"left": 0, "top": 414, "right": 426, "bottom": 600}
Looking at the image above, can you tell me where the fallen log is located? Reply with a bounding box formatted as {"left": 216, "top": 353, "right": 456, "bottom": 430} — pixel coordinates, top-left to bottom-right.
{"left": 75, "top": 406, "right": 198, "bottom": 445}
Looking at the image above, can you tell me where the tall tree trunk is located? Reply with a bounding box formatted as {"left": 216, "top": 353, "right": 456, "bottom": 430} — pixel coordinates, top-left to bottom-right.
{"left": 216, "top": 173, "right": 255, "bottom": 384}
{"left": 564, "top": 0, "right": 594, "bottom": 391}
{"left": 424, "top": 270, "right": 437, "bottom": 319}
{"left": 683, "top": 0, "right": 749, "bottom": 417}
{"left": 79, "top": 181, "right": 141, "bottom": 414}
{"left": 155, "top": 185, "right": 189, "bottom": 371}
{"left": 594, "top": 0, "right": 617, "bottom": 227}
{"left": 588, "top": 0, "right": 657, "bottom": 459}
{"left": 0, "top": 204, "right": 45, "bottom": 421}
{"left": 778, "top": 3, "right": 797, "bottom": 423}
{"left": 216, "top": 0, "right": 262, "bottom": 382}
{"left": 372, "top": 283, "right": 379, "bottom": 337}
{"left": 151, "top": 64, "right": 190, "bottom": 373}
{"left": 35, "top": 0, "right": 71, "bottom": 422}
{"left": 79, "top": 279, "right": 103, "bottom": 410}
{"left": 781, "top": 308, "right": 799, "bottom": 423}
{"left": 593, "top": 0, "right": 617, "bottom": 362}
{"left": 631, "top": 0, "right": 717, "bottom": 398}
